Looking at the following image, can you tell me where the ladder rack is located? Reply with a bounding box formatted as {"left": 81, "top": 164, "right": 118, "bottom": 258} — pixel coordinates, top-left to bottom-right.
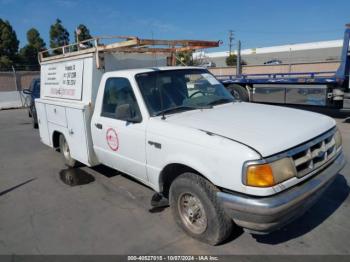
{"left": 39, "top": 36, "right": 221, "bottom": 67}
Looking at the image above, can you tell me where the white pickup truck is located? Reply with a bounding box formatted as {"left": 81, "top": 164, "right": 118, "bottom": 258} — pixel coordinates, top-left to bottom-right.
{"left": 36, "top": 42, "right": 345, "bottom": 245}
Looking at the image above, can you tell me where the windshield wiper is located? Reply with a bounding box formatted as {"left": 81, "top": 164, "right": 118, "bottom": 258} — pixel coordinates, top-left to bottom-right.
{"left": 207, "top": 98, "right": 234, "bottom": 106}
{"left": 155, "top": 105, "right": 210, "bottom": 118}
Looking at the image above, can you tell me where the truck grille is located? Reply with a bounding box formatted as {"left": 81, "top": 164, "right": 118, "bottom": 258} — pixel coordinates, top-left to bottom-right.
{"left": 291, "top": 129, "right": 337, "bottom": 177}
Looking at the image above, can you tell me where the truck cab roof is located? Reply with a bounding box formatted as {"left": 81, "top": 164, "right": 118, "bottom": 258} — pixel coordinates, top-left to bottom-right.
{"left": 103, "top": 66, "right": 206, "bottom": 76}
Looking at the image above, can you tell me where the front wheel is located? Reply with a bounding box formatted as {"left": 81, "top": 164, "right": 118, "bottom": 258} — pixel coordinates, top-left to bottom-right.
{"left": 59, "top": 134, "right": 77, "bottom": 167}
{"left": 169, "top": 173, "right": 233, "bottom": 245}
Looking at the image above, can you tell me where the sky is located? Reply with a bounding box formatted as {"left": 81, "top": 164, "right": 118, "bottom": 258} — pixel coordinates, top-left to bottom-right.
{"left": 1, "top": 0, "right": 350, "bottom": 51}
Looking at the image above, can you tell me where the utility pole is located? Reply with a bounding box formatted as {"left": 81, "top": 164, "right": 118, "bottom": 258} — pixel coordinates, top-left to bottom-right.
{"left": 288, "top": 47, "right": 292, "bottom": 74}
{"left": 236, "top": 40, "right": 242, "bottom": 77}
{"left": 228, "top": 30, "right": 234, "bottom": 56}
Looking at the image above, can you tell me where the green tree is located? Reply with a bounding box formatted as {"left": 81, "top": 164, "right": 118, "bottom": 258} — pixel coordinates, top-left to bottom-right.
{"left": 50, "top": 19, "right": 69, "bottom": 54}
{"left": 225, "top": 54, "right": 237, "bottom": 66}
{"left": 0, "top": 56, "right": 12, "bottom": 70}
{"left": 27, "top": 28, "right": 46, "bottom": 50}
{"left": 73, "top": 24, "right": 93, "bottom": 50}
{"left": 176, "top": 51, "right": 194, "bottom": 66}
{"left": 20, "top": 28, "right": 46, "bottom": 67}
{"left": 0, "top": 18, "right": 19, "bottom": 69}
{"left": 74, "top": 24, "right": 92, "bottom": 43}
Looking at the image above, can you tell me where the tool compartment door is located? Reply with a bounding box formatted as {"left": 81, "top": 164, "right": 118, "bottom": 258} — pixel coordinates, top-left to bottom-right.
{"left": 35, "top": 101, "right": 50, "bottom": 145}
{"left": 65, "top": 107, "right": 90, "bottom": 165}
{"left": 46, "top": 104, "right": 67, "bottom": 127}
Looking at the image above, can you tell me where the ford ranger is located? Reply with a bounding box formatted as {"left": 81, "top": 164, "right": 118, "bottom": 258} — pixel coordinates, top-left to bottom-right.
{"left": 35, "top": 46, "right": 345, "bottom": 245}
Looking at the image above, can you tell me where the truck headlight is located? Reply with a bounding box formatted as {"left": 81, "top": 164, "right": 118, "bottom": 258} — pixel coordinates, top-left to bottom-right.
{"left": 335, "top": 129, "right": 342, "bottom": 149}
{"left": 245, "top": 158, "right": 296, "bottom": 187}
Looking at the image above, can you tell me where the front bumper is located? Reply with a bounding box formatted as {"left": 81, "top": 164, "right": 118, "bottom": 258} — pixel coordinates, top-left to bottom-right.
{"left": 217, "top": 151, "right": 346, "bottom": 234}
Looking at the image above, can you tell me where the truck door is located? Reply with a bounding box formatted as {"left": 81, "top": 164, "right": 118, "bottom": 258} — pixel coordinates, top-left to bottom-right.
{"left": 91, "top": 77, "right": 148, "bottom": 182}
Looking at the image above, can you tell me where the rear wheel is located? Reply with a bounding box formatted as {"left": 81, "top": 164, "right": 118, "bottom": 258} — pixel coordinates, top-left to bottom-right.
{"left": 226, "top": 84, "right": 249, "bottom": 102}
{"left": 32, "top": 117, "right": 38, "bottom": 129}
{"left": 59, "top": 134, "right": 77, "bottom": 167}
{"left": 32, "top": 109, "right": 38, "bottom": 129}
{"left": 169, "top": 173, "right": 233, "bottom": 245}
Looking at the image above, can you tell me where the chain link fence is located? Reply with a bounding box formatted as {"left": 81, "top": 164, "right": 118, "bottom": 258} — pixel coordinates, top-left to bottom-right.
{"left": 0, "top": 67, "right": 40, "bottom": 110}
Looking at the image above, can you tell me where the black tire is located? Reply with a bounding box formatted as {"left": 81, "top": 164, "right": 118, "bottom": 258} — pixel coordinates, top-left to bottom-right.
{"left": 28, "top": 110, "right": 32, "bottom": 118}
{"left": 32, "top": 118, "right": 38, "bottom": 129}
{"left": 169, "top": 173, "right": 233, "bottom": 245}
{"left": 32, "top": 113, "right": 38, "bottom": 129}
{"left": 32, "top": 108, "right": 38, "bottom": 129}
{"left": 226, "top": 84, "right": 249, "bottom": 102}
{"left": 59, "top": 134, "right": 77, "bottom": 168}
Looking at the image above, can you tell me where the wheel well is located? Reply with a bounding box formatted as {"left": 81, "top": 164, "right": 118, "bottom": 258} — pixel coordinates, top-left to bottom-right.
{"left": 159, "top": 163, "right": 207, "bottom": 198}
{"left": 52, "top": 131, "right": 62, "bottom": 149}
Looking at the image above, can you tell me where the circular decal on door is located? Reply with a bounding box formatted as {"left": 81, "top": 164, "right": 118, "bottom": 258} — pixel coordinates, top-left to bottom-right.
{"left": 106, "top": 128, "right": 119, "bottom": 151}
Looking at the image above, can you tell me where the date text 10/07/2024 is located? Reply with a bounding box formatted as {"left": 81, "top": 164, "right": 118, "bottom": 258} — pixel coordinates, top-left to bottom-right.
{"left": 127, "top": 256, "right": 219, "bottom": 261}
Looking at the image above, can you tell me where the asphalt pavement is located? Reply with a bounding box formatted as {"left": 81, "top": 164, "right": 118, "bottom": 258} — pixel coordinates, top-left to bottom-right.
{"left": 0, "top": 108, "right": 349, "bottom": 255}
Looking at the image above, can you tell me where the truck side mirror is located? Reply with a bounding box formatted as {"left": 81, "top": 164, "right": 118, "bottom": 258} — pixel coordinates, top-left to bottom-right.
{"left": 115, "top": 104, "right": 142, "bottom": 123}
{"left": 127, "top": 115, "right": 142, "bottom": 123}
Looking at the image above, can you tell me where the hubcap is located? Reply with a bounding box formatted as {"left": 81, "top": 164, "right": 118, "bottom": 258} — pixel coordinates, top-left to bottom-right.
{"left": 62, "top": 139, "right": 70, "bottom": 161}
{"left": 177, "top": 192, "right": 207, "bottom": 234}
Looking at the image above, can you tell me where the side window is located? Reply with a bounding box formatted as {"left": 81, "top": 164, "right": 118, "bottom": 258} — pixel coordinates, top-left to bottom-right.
{"left": 101, "top": 78, "right": 142, "bottom": 122}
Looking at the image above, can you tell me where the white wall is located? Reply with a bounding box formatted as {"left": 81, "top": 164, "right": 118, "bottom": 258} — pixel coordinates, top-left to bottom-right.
{"left": 0, "top": 91, "right": 25, "bottom": 110}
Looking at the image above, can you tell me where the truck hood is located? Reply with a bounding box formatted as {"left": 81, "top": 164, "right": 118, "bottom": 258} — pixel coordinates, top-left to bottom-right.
{"left": 165, "top": 102, "right": 335, "bottom": 157}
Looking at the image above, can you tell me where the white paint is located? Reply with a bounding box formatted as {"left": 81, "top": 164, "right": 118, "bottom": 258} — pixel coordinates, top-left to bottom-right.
{"left": 45, "top": 104, "right": 67, "bottom": 127}
{"left": 37, "top": 63, "right": 337, "bottom": 197}
{"left": 35, "top": 102, "right": 50, "bottom": 144}
{"left": 165, "top": 102, "right": 335, "bottom": 157}
{"left": 36, "top": 52, "right": 167, "bottom": 168}
{"left": 0, "top": 91, "right": 24, "bottom": 109}
{"left": 41, "top": 60, "right": 84, "bottom": 100}
{"left": 91, "top": 72, "right": 148, "bottom": 182}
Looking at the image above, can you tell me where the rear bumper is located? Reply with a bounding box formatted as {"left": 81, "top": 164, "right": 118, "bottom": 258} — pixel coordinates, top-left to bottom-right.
{"left": 217, "top": 151, "right": 346, "bottom": 233}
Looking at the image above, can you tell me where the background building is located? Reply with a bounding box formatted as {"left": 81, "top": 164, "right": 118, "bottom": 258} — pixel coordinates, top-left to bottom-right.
{"left": 195, "top": 39, "right": 343, "bottom": 67}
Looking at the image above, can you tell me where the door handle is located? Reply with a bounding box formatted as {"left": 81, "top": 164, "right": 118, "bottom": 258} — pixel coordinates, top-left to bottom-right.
{"left": 95, "top": 123, "right": 103, "bottom": 129}
{"left": 148, "top": 141, "right": 162, "bottom": 149}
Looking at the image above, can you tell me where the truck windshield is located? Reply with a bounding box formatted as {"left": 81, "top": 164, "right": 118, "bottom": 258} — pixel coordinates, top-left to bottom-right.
{"left": 135, "top": 69, "right": 234, "bottom": 116}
